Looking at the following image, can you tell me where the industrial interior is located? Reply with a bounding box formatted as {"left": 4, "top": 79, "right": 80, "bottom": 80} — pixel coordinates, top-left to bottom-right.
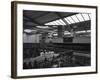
{"left": 23, "top": 10, "right": 91, "bottom": 69}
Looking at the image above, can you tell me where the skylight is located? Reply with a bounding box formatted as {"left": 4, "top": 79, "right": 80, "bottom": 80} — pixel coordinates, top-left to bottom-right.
{"left": 55, "top": 20, "right": 61, "bottom": 25}
{"left": 83, "top": 13, "right": 90, "bottom": 20}
{"left": 45, "top": 13, "right": 91, "bottom": 26}
{"left": 71, "top": 15, "right": 79, "bottom": 23}
{"left": 67, "top": 17, "right": 75, "bottom": 23}
{"left": 53, "top": 21, "right": 59, "bottom": 25}
{"left": 58, "top": 19, "right": 66, "bottom": 25}
{"left": 64, "top": 18, "right": 71, "bottom": 24}
{"left": 88, "top": 14, "right": 91, "bottom": 20}
{"left": 76, "top": 14, "right": 84, "bottom": 21}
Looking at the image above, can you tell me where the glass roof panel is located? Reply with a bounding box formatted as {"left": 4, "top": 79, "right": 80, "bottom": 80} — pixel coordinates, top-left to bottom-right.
{"left": 47, "top": 22, "right": 52, "bottom": 25}
{"left": 49, "top": 22, "right": 53, "bottom": 25}
{"left": 71, "top": 15, "right": 79, "bottom": 23}
{"left": 88, "top": 14, "right": 91, "bottom": 20}
{"left": 47, "top": 23, "right": 50, "bottom": 25}
{"left": 48, "top": 23, "right": 51, "bottom": 25}
{"left": 51, "top": 21, "right": 57, "bottom": 25}
{"left": 44, "top": 23, "right": 48, "bottom": 25}
{"left": 45, "top": 13, "right": 91, "bottom": 25}
{"left": 64, "top": 18, "right": 71, "bottom": 24}
{"left": 56, "top": 20, "right": 62, "bottom": 25}
{"left": 45, "top": 22, "right": 52, "bottom": 25}
{"left": 67, "top": 17, "right": 75, "bottom": 23}
{"left": 76, "top": 14, "right": 84, "bottom": 22}
{"left": 55, "top": 20, "right": 61, "bottom": 25}
{"left": 81, "top": 13, "right": 90, "bottom": 21}
{"left": 53, "top": 21, "right": 59, "bottom": 25}
{"left": 59, "top": 19, "right": 66, "bottom": 25}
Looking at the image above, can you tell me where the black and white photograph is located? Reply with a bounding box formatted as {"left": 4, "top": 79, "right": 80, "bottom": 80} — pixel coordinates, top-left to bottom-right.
{"left": 23, "top": 10, "right": 91, "bottom": 69}
{"left": 11, "top": 1, "right": 97, "bottom": 78}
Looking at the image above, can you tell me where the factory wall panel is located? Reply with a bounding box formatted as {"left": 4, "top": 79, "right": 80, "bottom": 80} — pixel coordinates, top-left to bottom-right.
{"left": 73, "top": 37, "right": 90, "bottom": 43}
{"left": 23, "top": 33, "right": 40, "bottom": 43}
{"left": 45, "top": 37, "right": 63, "bottom": 43}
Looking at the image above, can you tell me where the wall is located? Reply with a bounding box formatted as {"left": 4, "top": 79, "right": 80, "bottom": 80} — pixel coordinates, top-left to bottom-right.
{"left": 0, "top": 0, "right": 99, "bottom": 80}
{"left": 45, "top": 37, "right": 63, "bottom": 43}
{"left": 73, "top": 37, "right": 90, "bottom": 43}
{"left": 23, "top": 33, "right": 40, "bottom": 43}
